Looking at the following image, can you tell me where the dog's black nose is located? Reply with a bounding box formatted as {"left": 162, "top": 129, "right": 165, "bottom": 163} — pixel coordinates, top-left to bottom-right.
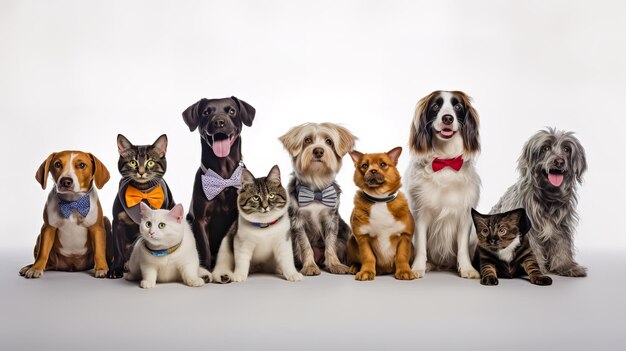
{"left": 554, "top": 158, "right": 565, "bottom": 167}
{"left": 369, "top": 169, "right": 377, "bottom": 174}
{"left": 213, "top": 118, "right": 226, "bottom": 128}
{"left": 313, "top": 148, "right": 324, "bottom": 159}
{"left": 442, "top": 114, "right": 454, "bottom": 125}
{"left": 60, "top": 177, "right": 73, "bottom": 188}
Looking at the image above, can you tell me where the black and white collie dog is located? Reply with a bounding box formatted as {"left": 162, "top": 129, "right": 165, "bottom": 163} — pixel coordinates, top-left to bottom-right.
{"left": 405, "top": 90, "right": 481, "bottom": 279}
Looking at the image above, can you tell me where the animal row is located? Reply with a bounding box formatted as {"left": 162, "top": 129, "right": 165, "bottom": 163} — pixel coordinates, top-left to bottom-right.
{"left": 19, "top": 91, "right": 588, "bottom": 288}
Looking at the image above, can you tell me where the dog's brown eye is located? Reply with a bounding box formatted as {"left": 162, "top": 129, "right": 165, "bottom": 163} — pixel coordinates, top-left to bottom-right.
{"left": 380, "top": 162, "right": 387, "bottom": 168}
{"left": 563, "top": 146, "right": 571, "bottom": 153}
{"left": 325, "top": 138, "right": 333, "bottom": 146}
{"left": 361, "top": 164, "right": 369, "bottom": 170}
{"left": 542, "top": 145, "right": 550, "bottom": 152}
{"left": 304, "top": 137, "right": 312, "bottom": 145}
{"left": 229, "top": 108, "right": 236, "bottom": 116}
{"left": 54, "top": 161, "right": 62, "bottom": 169}
{"left": 432, "top": 104, "right": 440, "bottom": 111}
{"left": 202, "top": 110, "right": 209, "bottom": 116}
{"left": 78, "top": 162, "right": 86, "bottom": 169}
{"left": 454, "top": 104, "right": 463, "bottom": 111}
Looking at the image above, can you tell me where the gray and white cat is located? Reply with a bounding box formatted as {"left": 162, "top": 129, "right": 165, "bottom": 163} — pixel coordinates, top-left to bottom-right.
{"left": 125, "top": 203, "right": 212, "bottom": 288}
{"left": 212, "top": 165, "right": 303, "bottom": 283}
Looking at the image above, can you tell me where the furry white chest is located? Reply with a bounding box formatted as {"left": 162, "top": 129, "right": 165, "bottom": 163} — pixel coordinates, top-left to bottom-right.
{"left": 497, "top": 237, "right": 521, "bottom": 263}
{"left": 56, "top": 216, "right": 90, "bottom": 256}
{"left": 300, "top": 202, "right": 331, "bottom": 233}
{"left": 360, "top": 202, "right": 406, "bottom": 259}
{"left": 237, "top": 218, "right": 290, "bottom": 266}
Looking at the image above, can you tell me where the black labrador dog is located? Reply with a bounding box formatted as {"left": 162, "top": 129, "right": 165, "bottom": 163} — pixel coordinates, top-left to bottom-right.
{"left": 182, "top": 96, "right": 255, "bottom": 269}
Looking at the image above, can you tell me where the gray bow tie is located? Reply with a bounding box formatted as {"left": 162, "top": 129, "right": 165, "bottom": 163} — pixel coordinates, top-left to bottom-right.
{"left": 296, "top": 183, "right": 338, "bottom": 208}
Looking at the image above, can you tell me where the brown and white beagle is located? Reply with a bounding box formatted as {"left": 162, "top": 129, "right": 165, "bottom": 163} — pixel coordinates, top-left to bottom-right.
{"left": 19, "top": 151, "right": 111, "bottom": 278}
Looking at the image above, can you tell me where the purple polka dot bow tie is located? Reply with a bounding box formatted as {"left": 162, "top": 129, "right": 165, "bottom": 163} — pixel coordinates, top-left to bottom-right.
{"left": 58, "top": 194, "right": 91, "bottom": 218}
{"left": 201, "top": 164, "right": 243, "bottom": 200}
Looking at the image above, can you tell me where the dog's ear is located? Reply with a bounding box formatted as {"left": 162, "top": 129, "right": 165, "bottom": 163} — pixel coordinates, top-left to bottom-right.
{"left": 386, "top": 147, "right": 402, "bottom": 166}
{"left": 349, "top": 150, "right": 363, "bottom": 165}
{"left": 279, "top": 125, "right": 305, "bottom": 157}
{"left": 505, "top": 208, "right": 532, "bottom": 235}
{"left": 152, "top": 134, "right": 168, "bottom": 158}
{"left": 518, "top": 129, "right": 548, "bottom": 178}
{"left": 241, "top": 168, "right": 256, "bottom": 187}
{"left": 89, "top": 153, "right": 110, "bottom": 189}
{"left": 329, "top": 124, "right": 357, "bottom": 157}
{"left": 182, "top": 98, "right": 208, "bottom": 132}
{"left": 569, "top": 134, "right": 587, "bottom": 184}
{"left": 117, "top": 134, "right": 133, "bottom": 155}
{"left": 35, "top": 153, "right": 56, "bottom": 190}
{"left": 266, "top": 165, "right": 281, "bottom": 185}
{"left": 409, "top": 93, "right": 435, "bottom": 154}
{"left": 455, "top": 91, "right": 480, "bottom": 153}
{"left": 231, "top": 96, "right": 256, "bottom": 127}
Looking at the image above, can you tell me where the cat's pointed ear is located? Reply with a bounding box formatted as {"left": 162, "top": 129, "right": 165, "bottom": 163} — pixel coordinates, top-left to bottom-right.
{"left": 231, "top": 96, "right": 256, "bottom": 127}
{"left": 182, "top": 98, "right": 208, "bottom": 132}
{"left": 508, "top": 208, "right": 532, "bottom": 235}
{"left": 139, "top": 202, "right": 152, "bottom": 219}
{"left": 168, "top": 204, "right": 184, "bottom": 224}
{"left": 349, "top": 150, "right": 363, "bottom": 165}
{"left": 117, "top": 134, "right": 133, "bottom": 155}
{"left": 470, "top": 208, "right": 483, "bottom": 225}
{"left": 241, "top": 168, "right": 255, "bottom": 186}
{"left": 386, "top": 147, "right": 402, "bottom": 166}
{"left": 152, "top": 134, "right": 168, "bottom": 158}
{"left": 266, "top": 165, "right": 281, "bottom": 185}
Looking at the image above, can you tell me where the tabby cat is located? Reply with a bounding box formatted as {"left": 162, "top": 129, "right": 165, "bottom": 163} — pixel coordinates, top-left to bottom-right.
{"left": 471, "top": 208, "right": 552, "bottom": 286}
{"left": 107, "top": 134, "right": 175, "bottom": 279}
{"left": 212, "top": 165, "right": 303, "bottom": 282}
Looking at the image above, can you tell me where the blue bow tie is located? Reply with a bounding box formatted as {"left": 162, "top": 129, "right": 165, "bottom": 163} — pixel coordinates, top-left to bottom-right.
{"left": 58, "top": 194, "right": 91, "bottom": 218}
{"left": 201, "top": 163, "right": 243, "bottom": 200}
{"left": 297, "top": 183, "right": 338, "bottom": 208}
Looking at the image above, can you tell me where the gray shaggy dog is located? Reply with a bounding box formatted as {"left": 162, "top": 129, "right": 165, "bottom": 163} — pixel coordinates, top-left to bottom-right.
{"left": 491, "top": 128, "right": 588, "bottom": 277}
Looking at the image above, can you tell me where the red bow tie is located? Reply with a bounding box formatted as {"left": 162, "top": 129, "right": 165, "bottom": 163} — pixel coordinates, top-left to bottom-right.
{"left": 432, "top": 155, "right": 464, "bottom": 172}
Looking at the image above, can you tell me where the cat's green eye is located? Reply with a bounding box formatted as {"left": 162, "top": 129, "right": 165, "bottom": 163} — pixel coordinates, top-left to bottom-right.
{"left": 252, "top": 195, "right": 260, "bottom": 201}
{"left": 145, "top": 221, "right": 152, "bottom": 228}
{"left": 498, "top": 228, "right": 507, "bottom": 235}
{"left": 158, "top": 223, "right": 166, "bottom": 229}
{"left": 147, "top": 160, "right": 155, "bottom": 168}
{"left": 268, "top": 193, "right": 275, "bottom": 199}
{"left": 129, "top": 160, "right": 138, "bottom": 168}
{"left": 480, "top": 228, "right": 488, "bottom": 236}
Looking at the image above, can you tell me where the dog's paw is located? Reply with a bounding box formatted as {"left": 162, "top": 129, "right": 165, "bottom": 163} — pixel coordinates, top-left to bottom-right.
{"left": 22, "top": 267, "right": 44, "bottom": 279}
{"left": 530, "top": 275, "right": 553, "bottom": 286}
{"left": 231, "top": 273, "right": 248, "bottom": 282}
{"left": 348, "top": 265, "right": 359, "bottom": 275}
{"left": 556, "top": 265, "right": 587, "bottom": 277}
{"left": 327, "top": 263, "right": 350, "bottom": 275}
{"left": 412, "top": 269, "right": 425, "bottom": 279}
{"left": 106, "top": 268, "right": 124, "bottom": 279}
{"left": 94, "top": 269, "right": 107, "bottom": 278}
{"left": 300, "top": 264, "right": 321, "bottom": 276}
{"left": 355, "top": 270, "right": 375, "bottom": 281}
{"left": 19, "top": 265, "right": 31, "bottom": 277}
{"left": 426, "top": 262, "right": 436, "bottom": 272}
{"left": 140, "top": 280, "right": 156, "bottom": 289}
{"left": 395, "top": 269, "right": 417, "bottom": 280}
{"left": 184, "top": 277, "right": 205, "bottom": 287}
{"left": 198, "top": 268, "right": 213, "bottom": 283}
{"left": 480, "top": 275, "right": 499, "bottom": 286}
{"left": 459, "top": 268, "right": 480, "bottom": 279}
{"left": 285, "top": 272, "right": 304, "bottom": 282}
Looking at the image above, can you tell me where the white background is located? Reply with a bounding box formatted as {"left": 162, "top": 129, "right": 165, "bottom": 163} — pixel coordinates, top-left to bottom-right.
{"left": 2, "top": 2, "right": 626, "bottom": 350}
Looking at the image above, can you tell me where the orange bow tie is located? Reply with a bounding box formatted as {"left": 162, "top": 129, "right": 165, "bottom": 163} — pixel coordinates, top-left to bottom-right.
{"left": 125, "top": 185, "right": 165, "bottom": 209}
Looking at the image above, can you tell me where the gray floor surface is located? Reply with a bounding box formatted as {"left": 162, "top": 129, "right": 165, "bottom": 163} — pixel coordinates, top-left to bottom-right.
{"left": 1, "top": 248, "right": 623, "bottom": 351}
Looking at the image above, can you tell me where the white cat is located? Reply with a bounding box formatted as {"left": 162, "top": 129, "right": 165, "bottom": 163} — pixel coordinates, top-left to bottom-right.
{"left": 125, "top": 203, "right": 212, "bottom": 288}
{"left": 212, "top": 165, "right": 303, "bottom": 283}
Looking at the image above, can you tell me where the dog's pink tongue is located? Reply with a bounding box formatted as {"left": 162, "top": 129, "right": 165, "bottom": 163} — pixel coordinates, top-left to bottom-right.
{"left": 548, "top": 173, "right": 564, "bottom": 187}
{"left": 441, "top": 129, "right": 454, "bottom": 137}
{"left": 212, "top": 138, "right": 231, "bottom": 158}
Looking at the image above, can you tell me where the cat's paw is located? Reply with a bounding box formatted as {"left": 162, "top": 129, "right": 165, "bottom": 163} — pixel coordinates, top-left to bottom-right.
{"left": 327, "top": 263, "right": 350, "bottom": 275}
{"left": 94, "top": 269, "right": 107, "bottom": 278}
{"left": 140, "top": 280, "right": 156, "bottom": 289}
{"left": 459, "top": 268, "right": 480, "bottom": 279}
{"left": 556, "top": 265, "right": 587, "bottom": 277}
{"left": 106, "top": 268, "right": 124, "bottom": 279}
{"left": 300, "top": 264, "right": 321, "bottom": 276}
{"left": 198, "top": 268, "right": 213, "bottom": 283}
{"left": 480, "top": 275, "right": 499, "bottom": 286}
{"left": 231, "top": 273, "right": 248, "bottom": 282}
{"left": 530, "top": 275, "right": 553, "bottom": 286}
{"left": 185, "top": 277, "right": 205, "bottom": 287}
{"left": 395, "top": 269, "right": 417, "bottom": 280}
{"left": 355, "top": 270, "right": 375, "bottom": 281}
{"left": 21, "top": 266, "right": 44, "bottom": 279}
{"left": 412, "top": 269, "right": 425, "bottom": 279}
{"left": 285, "top": 272, "right": 304, "bottom": 282}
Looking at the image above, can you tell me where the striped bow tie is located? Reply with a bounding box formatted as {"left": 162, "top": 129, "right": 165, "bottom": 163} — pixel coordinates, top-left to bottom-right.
{"left": 201, "top": 164, "right": 243, "bottom": 200}
{"left": 297, "top": 183, "right": 338, "bottom": 208}
{"left": 58, "top": 194, "right": 90, "bottom": 218}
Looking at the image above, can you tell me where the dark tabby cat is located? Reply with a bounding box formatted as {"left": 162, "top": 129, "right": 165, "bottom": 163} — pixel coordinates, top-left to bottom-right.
{"left": 106, "top": 134, "right": 175, "bottom": 279}
{"left": 471, "top": 208, "right": 552, "bottom": 286}
{"left": 212, "top": 165, "right": 303, "bottom": 282}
